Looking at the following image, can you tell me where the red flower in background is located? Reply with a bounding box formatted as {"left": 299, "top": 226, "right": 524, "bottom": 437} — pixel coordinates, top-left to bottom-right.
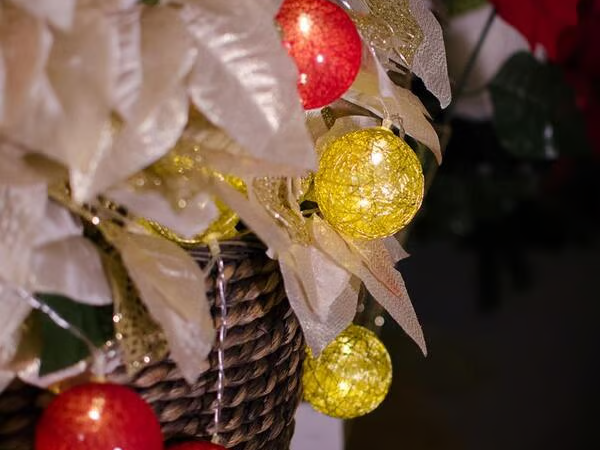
{"left": 490, "top": 0, "right": 579, "bottom": 59}
{"left": 557, "top": 0, "right": 600, "bottom": 154}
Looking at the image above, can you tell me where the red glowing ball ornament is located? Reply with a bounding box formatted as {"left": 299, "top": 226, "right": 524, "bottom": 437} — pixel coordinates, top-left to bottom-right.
{"left": 35, "top": 382, "right": 163, "bottom": 450}
{"left": 276, "top": 0, "right": 362, "bottom": 109}
{"left": 169, "top": 442, "right": 227, "bottom": 450}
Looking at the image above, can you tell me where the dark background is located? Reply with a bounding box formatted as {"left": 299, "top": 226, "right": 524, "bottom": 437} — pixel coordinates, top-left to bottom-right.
{"left": 346, "top": 117, "right": 600, "bottom": 449}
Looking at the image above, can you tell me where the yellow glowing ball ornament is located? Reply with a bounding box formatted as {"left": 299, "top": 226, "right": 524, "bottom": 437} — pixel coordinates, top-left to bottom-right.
{"left": 314, "top": 127, "right": 424, "bottom": 239}
{"left": 303, "top": 324, "right": 392, "bottom": 419}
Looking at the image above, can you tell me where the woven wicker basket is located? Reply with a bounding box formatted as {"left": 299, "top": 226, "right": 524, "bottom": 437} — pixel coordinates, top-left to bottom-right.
{"left": 0, "top": 240, "right": 305, "bottom": 450}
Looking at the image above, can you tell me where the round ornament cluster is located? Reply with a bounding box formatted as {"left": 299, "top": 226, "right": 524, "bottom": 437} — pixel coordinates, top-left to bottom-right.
{"left": 303, "top": 324, "right": 393, "bottom": 419}
{"left": 276, "top": 0, "right": 362, "bottom": 109}
{"left": 314, "top": 127, "right": 425, "bottom": 240}
{"left": 35, "top": 383, "right": 163, "bottom": 450}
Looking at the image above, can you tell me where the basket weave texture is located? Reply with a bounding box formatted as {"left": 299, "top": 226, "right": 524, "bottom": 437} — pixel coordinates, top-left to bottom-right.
{"left": 0, "top": 240, "right": 305, "bottom": 450}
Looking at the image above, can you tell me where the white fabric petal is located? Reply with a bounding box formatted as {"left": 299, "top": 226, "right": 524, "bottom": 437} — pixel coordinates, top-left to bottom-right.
{"left": 30, "top": 236, "right": 112, "bottom": 306}
{"left": 0, "top": 182, "right": 47, "bottom": 286}
{"left": 0, "top": 286, "right": 32, "bottom": 383}
{"left": 10, "top": 0, "right": 76, "bottom": 31}
{"left": 71, "top": 6, "right": 195, "bottom": 201}
{"left": 0, "top": 6, "right": 52, "bottom": 128}
{"left": 33, "top": 201, "right": 82, "bottom": 248}
{"left": 183, "top": 0, "right": 315, "bottom": 173}
{"left": 107, "top": 6, "right": 142, "bottom": 119}
{"left": 109, "top": 187, "right": 218, "bottom": 239}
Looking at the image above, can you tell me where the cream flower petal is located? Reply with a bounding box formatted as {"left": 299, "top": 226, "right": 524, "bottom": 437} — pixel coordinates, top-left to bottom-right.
{"left": 0, "top": 5, "right": 52, "bottom": 128}
{"left": 109, "top": 187, "right": 218, "bottom": 239}
{"left": 183, "top": 0, "right": 315, "bottom": 174}
{"left": 10, "top": 0, "right": 76, "bottom": 31}
{"left": 30, "top": 236, "right": 112, "bottom": 306}
{"left": 71, "top": 6, "right": 196, "bottom": 201}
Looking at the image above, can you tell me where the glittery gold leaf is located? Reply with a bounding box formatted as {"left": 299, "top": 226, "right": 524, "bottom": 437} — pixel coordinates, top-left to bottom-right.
{"left": 104, "top": 253, "right": 168, "bottom": 376}
{"left": 354, "top": 0, "right": 424, "bottom": 68}
{"left": 252, "top": 177, "right": 309, "bottom": 244}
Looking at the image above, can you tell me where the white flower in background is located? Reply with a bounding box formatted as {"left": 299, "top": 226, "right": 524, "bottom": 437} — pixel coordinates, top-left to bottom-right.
{"left": 445, "top": 5, "right": 529, "bottom": 120}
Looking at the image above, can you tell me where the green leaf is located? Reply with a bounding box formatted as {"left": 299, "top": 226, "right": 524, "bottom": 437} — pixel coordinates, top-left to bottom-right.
{"left": 490, "top": 52, "right": 591, "bottom": 159}
{"left": 445, "top": 0, "right": 488, "bottom": 17}
{"left": 35, "top": 294, "right": 114, "bottom": 376}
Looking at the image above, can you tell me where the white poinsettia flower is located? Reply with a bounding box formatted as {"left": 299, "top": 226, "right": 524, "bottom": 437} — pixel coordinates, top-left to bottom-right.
{"left": 0, "top": 0, "right": 314, "bottom": 206}
{"left": 0, "top": 147, "right": 112, "bottom": 391}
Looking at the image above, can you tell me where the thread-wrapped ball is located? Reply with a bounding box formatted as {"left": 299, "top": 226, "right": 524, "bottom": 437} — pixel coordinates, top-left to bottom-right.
{"left": 35, "top": 383, "right": 163, "bottom": 450}
{"left": 303, "top": 324, "right": 392, "bottom": 419}
{"left": 276, "top": 0, "right": 362, "bottom": 109}
{"left": 314, "top": 127, "right": 424, "bottom": 239}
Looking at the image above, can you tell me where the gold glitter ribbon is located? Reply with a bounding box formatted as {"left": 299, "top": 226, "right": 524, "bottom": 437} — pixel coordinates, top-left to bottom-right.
{"left": 104, "top": 253, "right": 169, "bottom": 376}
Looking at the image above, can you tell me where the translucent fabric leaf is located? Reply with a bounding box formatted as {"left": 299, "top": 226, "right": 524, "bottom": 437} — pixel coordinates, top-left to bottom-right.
{"left": 182, "top": 0, "right": 315, "bottom": 173}
{"left": 409, "top": 0, "right": 452, "bottom": 108}
{"left": 345, "top": 48, "right": 441, "bottom": 162}
{"left": 285, "top": 244, "right": 351, "bottom": 322}
{"left": 113, "top": 231, "right": 214, "bottom": 383}
{"left": 31, "top": 237, "right": 112, "bottom": 306}
{"left": 305, "top": 110, "right": 330, "bottom": 143}
{"left": 310, "top": 216, "right": 426, "bottom": 355}
{"left": 0, "top": 150, "right": 101, "bottom": 304}
{"left": 279, "top": 261, "right": 359, "bottom": 355}
{"left": 383, "top": 236, "right": 409, "bottom": 262}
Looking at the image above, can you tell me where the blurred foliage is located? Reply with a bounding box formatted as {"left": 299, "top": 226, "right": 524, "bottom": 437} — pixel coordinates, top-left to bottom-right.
{"left": 490, "top": 52, "right": 591, "bottom": 159}
{"left": 411, "top": 117, "right": 600, "bottom": 309}
{"left": 443, "top": 0, "right": 488, "bottom": 16}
